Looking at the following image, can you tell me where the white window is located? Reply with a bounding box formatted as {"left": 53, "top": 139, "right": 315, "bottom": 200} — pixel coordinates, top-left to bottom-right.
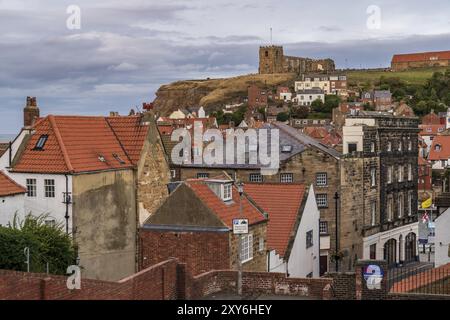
{"left": 371, "top": 142, "right": 375, "bottom": 153}
{"left": 306, "top": 230, "right": 314, "bottom": 248}
{"left": 320, "top": 221, "right": 328, "bottom": 234}
{"left": 240, "top": 234, "right": 253, "bottom": 263}
{"left": 316, "top": 194, "right": 328, "bottom": 208}
{"left": 197, "top": 173, "right": 209, "bottom": 179}
{"left": 259, "top": 237, "right": 264, "bottom": 252}
{"left": 408, "top": 164, "right": 412, "bottom": 181}
{"left": 26, "top": 179, "right": 36, "bottom": 197}
{"left": 408, "top": 191, "right": 413, "bottom": 216}
{"left": 387, "top": 142, "right": 392, "bottom": 152}
{"left": 398, "top": 141, "right": 402, "bottom": 152}
{"left": 370, "top": 168, "right": 376, "bottom": 187}
{"left": 249, "top": 173, "right": 263, "bottom": 182}
{"left": 280, "top": 173, "right": 293, "bottom": 183}
{"left": 44, "top": 179, "right": 55, "bottom": 198}
{"left": 387, "top": 166, "right": 393, "bottom": 184}
{"left": 408, "top": 140, "right": 412, "bottom": 151}
{"left": 222, "top": 184, "right": 232, "bottom": 201}
{"left": 45, "top": 219, "right": 56, "bottom": 227}
{"left": 170, "top": 170, "right": 176, "bottom": 178}
{"left": 398, "top": 193, "right": 404, "bottom": 218}
{"left": 316, "top": 173, "right": 327, "bottom": 187}
{"left": 371, "top": 202, "right": 376, "bottom": 226}
{"left": 398, "top": 165, "right": 403, "bottom": 182}
{"left": 387, "top": 196, "right": 393, "bottom": 222}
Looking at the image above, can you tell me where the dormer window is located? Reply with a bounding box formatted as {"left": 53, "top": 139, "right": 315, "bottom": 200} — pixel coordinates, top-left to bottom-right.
{"left": 34, "top": 135, "right": 48, "bottom": 150}
{"left": 222, "top": 183, "right": 232, "bottom": 201}
{"left": 435, "top": 144, "right": 442, "bottom": 151}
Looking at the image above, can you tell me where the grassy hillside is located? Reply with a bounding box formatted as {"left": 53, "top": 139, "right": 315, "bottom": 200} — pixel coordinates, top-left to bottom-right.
{"left": 347, "top": 67, "right": 449, "bottom": 86}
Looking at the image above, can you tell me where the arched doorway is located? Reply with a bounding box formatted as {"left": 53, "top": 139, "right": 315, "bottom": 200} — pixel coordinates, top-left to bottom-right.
{"left": 405, "top": 233, "right": 417, "bottom": 263}
{"left": 384, "top": 239, "right": 397, "bottom": 267}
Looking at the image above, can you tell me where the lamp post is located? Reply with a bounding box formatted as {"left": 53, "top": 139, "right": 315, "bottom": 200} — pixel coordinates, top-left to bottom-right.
{"left": 334, "top": 192, "right": 340, "bottom": 272}
{"left": 237, "top": 182, "right": 244, "bottom": 296}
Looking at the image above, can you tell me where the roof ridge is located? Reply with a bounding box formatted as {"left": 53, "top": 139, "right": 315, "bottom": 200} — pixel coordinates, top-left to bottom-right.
{"left": 48, "top": 115, "right": 74, "bottom": 173}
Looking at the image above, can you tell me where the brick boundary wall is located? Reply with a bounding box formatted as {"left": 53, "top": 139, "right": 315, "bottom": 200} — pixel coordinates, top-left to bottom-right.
{"left": 0, "top": 259, "right": 179, "bottom": 300}
{"left": 186, "top": 270, "right": 333, "bottom": 300}
{"left": 325, "top": 272, "right": 356, "bottom": 300}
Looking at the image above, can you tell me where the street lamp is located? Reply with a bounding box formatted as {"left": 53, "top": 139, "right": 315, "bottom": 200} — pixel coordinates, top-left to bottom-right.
{"left": 237, "top": 182, "right": 244, "bottom": 296}
{"left": 334, "top": 192, "right": 340, "bottom": 272}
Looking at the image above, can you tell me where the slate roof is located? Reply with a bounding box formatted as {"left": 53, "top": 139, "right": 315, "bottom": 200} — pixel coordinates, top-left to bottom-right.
{"left": 245, "top": 183, "right": 306, "bottom": 258}
{"left": 0, "top": 170, "right": 26, "bottom": 197}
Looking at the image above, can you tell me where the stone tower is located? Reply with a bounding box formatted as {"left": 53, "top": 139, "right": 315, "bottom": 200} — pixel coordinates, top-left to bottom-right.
{"left": 23, "top": 96, "right": 40, "bottom": 128}
{"left": 259, "top": 46, "right": 284, "bottom": 74}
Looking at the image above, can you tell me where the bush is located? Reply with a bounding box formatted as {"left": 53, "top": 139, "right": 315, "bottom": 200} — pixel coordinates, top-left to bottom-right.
{"left": 0, "top": 214, "right": 76, "bottom": 274}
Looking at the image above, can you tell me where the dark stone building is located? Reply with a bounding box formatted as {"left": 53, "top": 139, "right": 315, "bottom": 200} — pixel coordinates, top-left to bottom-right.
{"left": 341, "top": 111, "right": 420, "bottom": 270}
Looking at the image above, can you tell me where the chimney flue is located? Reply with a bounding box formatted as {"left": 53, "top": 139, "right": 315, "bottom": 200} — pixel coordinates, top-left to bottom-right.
{"left": 23, "top": 96, "right": 40, "bottom": 128}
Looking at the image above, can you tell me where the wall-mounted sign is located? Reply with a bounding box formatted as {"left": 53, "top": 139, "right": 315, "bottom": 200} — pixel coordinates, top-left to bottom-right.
{"left": 232, "top": 218, "right": 249, "bottom": 234}
{"left": 363, "top": 264, "right": 383, "bottom": 290}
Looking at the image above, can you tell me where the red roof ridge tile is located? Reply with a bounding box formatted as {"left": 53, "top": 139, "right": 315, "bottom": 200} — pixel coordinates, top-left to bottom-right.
{"left": 48, "top": 115, "right": 74, "bottom": 173}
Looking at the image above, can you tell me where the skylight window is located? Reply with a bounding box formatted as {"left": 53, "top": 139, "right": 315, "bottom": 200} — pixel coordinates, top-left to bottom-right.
{"left": 281, "top": 145, "right": 292, "bottom": 153}
{"left": 34, "top": 135, "right": 48, "bottom": 150}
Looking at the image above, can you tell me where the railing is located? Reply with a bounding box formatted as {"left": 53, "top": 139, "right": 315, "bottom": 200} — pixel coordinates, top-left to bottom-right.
{"left": 388, "top": 265, "right": 450, "bottom": 295}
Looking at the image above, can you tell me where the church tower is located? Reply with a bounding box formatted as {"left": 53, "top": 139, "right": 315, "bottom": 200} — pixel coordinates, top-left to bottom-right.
{"left": 259, "top": 46, "right": 284, "bottom": 74}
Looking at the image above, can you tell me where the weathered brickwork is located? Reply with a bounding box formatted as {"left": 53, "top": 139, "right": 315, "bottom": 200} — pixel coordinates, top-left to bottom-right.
{"left": 229, "top": 223, "right": 267, "bottom": 272}
{"left": 139, "top": 229, "right": 230, "bottom": 276}
{"left": 137, "top": 115, "right": 171, "bottom": 225}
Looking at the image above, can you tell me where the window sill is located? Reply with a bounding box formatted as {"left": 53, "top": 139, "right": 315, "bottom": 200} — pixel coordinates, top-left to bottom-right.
{"left": 241, "top": 257, "right": 253, "bottom": 264}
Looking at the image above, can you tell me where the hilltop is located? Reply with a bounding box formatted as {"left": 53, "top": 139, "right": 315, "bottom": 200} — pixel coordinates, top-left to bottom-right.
{"left": 152, "top": 67, "right": 449, "bottom": 115}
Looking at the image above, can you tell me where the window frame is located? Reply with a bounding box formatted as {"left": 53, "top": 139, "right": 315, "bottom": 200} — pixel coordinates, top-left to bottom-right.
{"left": 26, "top": 178, "right": 37, "bottom": 197}
{"left": 316, "top": 172, "right": 328, "bottom": 187}
{"left": 44, "top": 179, "right": 55, "bottom": 198}
{"left": 316, "top": 194, "right": 328, "bottom": 208}
{"left": 306, "top": 230, "right": 314, "bottom": 249}
{"left": 280, "top": 173, "right": 294, "bottom": 183}
{"left": 249, "top": 173, "right": 263, "bottom": 183}
{"left": 240, "top": 233, "right": 254, "bottom": 263}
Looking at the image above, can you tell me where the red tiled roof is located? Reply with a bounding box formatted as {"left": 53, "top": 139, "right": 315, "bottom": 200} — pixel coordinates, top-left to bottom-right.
{"left": 244, "top": 183, "right": 306, "bottom": 258}
{"left": 390, "top": 263, "right": 450, "bottom": 293}
{"left": 186, "top": 180, "right": 267, "bottom": 228}
{"left": 0, "top": 170, "right": 26, "bottom": 197}
{"left": 392, "top": 50, "right": 450, "bottom": 63}
{"left": 419, "top": 124, "right": 446, "bottom": 136}
{"left": 303, "top": 127, "right": 329, "bottom": 140}
{"left": 106, "top": 116, "right": 149, "bottom": 165}
{"left": 0, "top": 143, "right": 8, "bottom": 157}
{"left": 12, "top": 115, "right": 147, "bottom": 174}
{"left": 429, "top": 135, "right": 450, "bottom": 161}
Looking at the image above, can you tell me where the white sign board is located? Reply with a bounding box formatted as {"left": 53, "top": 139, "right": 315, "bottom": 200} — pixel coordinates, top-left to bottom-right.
{"left": 233, "top": 219, "right": 249, "bottom": 234}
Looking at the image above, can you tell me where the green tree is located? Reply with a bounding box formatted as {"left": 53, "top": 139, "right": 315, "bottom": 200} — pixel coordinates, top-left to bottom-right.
{"left": 0, "top": 214, "right": 76, "bottom": 274}
{"left": 311, "top": 99, "right": 324, "bottom": 112}
{"left": 276, "top": 112, "right": 290, "bottom": 122}
{"left": 291, "top": 106, "right": 309, "bottom": 119}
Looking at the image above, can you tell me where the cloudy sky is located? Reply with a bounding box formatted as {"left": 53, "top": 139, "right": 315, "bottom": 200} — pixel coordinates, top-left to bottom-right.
{"left": 1, "top": 0, "right": 450, "bottom": 134}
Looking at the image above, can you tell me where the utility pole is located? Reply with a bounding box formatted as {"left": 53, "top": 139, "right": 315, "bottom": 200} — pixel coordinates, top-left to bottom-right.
{"left": 237, "top": 182, "right": 244, "bottom": 296}
{"left": 334, "top": 192, "right": 340, "bottom": 272}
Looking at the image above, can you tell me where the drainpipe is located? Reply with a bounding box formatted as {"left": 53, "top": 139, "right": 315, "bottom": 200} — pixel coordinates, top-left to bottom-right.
{"left": 65, "top": 175, "right": 69, "bottom": 235}
{"left": 9, "top": 141, "right": 12, "bottom": 167}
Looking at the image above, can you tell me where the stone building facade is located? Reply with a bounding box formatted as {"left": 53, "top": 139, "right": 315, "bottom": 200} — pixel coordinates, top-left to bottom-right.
{"left": 341, "top": 112, "right": 420, "bottom": 270}
{"left": 259, "top": 46, "right": 335, "bottom": 75}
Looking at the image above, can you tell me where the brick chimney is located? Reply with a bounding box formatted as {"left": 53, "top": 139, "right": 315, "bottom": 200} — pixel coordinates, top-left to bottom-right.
{"left": 23, "top": 96, "right": 40, "bottom": 128}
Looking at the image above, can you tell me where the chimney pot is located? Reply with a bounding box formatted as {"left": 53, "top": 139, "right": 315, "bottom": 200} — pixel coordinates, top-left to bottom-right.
{"left": 23, "top": 96, "right": 40, "bottom": 127}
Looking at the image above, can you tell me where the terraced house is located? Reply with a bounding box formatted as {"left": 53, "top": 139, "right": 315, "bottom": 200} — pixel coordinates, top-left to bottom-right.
{"left": 0, "top": 97, "right": 171, "bottom": 281}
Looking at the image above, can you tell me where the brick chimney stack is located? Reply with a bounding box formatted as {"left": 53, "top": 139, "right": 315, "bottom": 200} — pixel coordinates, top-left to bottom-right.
{"left": 23, "top": 96, "right": 40, "bottom": 128}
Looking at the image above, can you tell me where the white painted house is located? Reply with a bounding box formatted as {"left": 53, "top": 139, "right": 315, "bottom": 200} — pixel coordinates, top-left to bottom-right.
{"left": 435, "top": 208, "right": 450, "bottom": 267}
{"left": 0, "top": 170, "right": 26, "bottom": 227}
{"left": 295, "top": 89, "right": 325, "bottom": 107}
{"left": 245, "top": 184, "right": 320, "bottom": 278}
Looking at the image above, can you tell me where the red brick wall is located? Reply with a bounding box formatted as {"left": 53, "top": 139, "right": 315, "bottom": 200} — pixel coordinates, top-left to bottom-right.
{"left": 139, "top": 229, "right": 230, "bottom": 276}
{"left": 0, "top": 259, "right": 178, "bottom": 300}
{"left": 187, "top": 270, "right": 333, "bottom": 299}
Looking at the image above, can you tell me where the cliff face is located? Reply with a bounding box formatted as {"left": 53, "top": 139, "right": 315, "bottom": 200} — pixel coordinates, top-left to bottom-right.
{"left": 152, "top": 73, "right": 295, "bottom": 115}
